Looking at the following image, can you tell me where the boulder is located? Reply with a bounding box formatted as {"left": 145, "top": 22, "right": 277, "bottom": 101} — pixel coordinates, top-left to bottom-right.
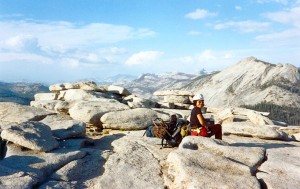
{"left": 1, "top": 121, "right": 59, "bottom": 152}
{"left": 222, "top": 122, "right": 284, "bottom": 140}
{"left": 152, "top": 108, "right": 191, "bottom": 120}
{"left": 59, "top": 89, "right": 106, "bottom": 101}
{"left": 232, "top": 108, "right": 273, "bottom": 125}
{"left": 124, "top": 95, "right": 157, "bottom": 108}
{"left": 163, "top": 95, "right": 191, "bottom": 104}
{"left": 54, "top": 100, "right": 72, "bottom": 113}
{"left": 2, "top": 144, "right": 87, "bottom": 181}
{"left": 101, "top": 108, "right": 158, "bottom": 130}
{"left": 0, "top": 164, "right": 38, "bottom": 189}
{"left": 69, "top": 99, "right": 129, "bottom": 126}
{"left": 174, "top": 103, "right": 190, "bottom": 110}
{"left": 49, "top": 83, "right": 67, "bottom": 91}
{"left": 97, "top": 135, "right": 164, "bottom": 189}
{"left": 279, "top": 126, "right": 300, "bottom": 135}
{"left": 58, "top": 138, "right": 94, "bottom": 150}
{"left": 156, "top": 102, "right": 175, "bottom": 109}
{"left": 215, "top": 108, "right": 234, "bottom": 123}
{"left": 165, "top": 136, "right": 263, "bottom": 189}
{"left": 50, "top": 150, "right": 107, "bottom": 185}
{"left": 34, "top": 93, "right": 58, "bottom": 101}
{"left": 0, "top": 102, "right": 55, "bottom": 128}
{"left": 40, "top": 114, "right": 73, "bottom": 122}
{"left": 30, "top": 100, "right": 59, "bottom": 111}
{"left": 40, "top": 119, "right": 86, "bottom": 140}
{"left": 49, "top": 81, "right": 106, "bottom": 92}
{"left": 39, "top": 181, "right": 78, "bottom": 189}
{"left": 108, "top": 85, "right": 131, "bottom": 96}
{"left": 256, "top": 145, "right": 300, "bottom": 189}
{"left": 293, "top": 133, "right": 300, "bottom": 141}
{"left": 246, "top": 110, "right": 274, "bottom": 125}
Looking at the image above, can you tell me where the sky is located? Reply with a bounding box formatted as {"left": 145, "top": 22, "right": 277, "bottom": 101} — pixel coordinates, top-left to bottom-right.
{"left": 0, "top": 0, "right": 300, "bottom": 84}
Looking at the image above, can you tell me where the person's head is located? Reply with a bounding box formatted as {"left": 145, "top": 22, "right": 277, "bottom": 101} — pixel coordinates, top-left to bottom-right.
{"left": 192, "top": 94, "right": 204, "bottom": 108}
{"left": 170, "top": 114, "right": 178, "bottom": 124}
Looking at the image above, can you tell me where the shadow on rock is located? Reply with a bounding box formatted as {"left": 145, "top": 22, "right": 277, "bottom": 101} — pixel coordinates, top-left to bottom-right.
{"left": 0, "top": 155, "right": 45, "bottom": 178}
{"left": 91, "top": 133, "right": 126, "bottom": 151}
{"left": 230, "top": 142, "right": 296, "bottom": 149}
{"left": 41, "top": 133, "right": 126, "bottom": 188}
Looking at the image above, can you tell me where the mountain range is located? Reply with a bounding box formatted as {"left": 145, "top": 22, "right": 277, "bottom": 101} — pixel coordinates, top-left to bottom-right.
{"left": 0, "top": 82, "right": 49, "bottom": 105}
{"left": 1, "top": 57, "right": 299, "bottom": 110}
{"left": 182, "top": 57, "right": 300, "bottom": 108}
{"left": 116, "top": 72, "right": 198, "bottom": 99}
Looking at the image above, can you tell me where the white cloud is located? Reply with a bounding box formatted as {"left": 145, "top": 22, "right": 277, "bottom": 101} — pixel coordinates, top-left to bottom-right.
{"left": 168, "top": 49, "right": 240, "bottom": 72}
{"left": 3, "top": 35, "right": 41, "bottom": 52}
{"left": 214, "top": 20, "right": 271, "bottom": 33}
{"left": 224, "top": 53, "right": 234, "bottom": 59}
{"left": 0, "top": 52, "right": 54, "bottom": 64}
{"left": 69, "top": 47, "right": 129, "bottom": 65}
{"left": 264, "top": 6, "right": 300, "bottom": 27}
{"left": 235, "top": 6, "right": 242, "bottom": 11}
{"left": 257, "top": 6, "right": 300, "bottom": 46}
{"left": 0, "top": 19, "right": 151, "bottom": 71}
{"left": 196, "top": 50, "right": 217, "bottom": 61}
{"left": 185, "top": 9, "right": 217, "bottom": 20}
{"left": 0, "top": 20, "right": 156, "bottom": 52}
{"left": 125, "top": 51, "right": 164, "bottom": 65}
{"left": 60, "top": 58, "right": 82, "bottom": 68}
{"left": 256, "top": 28, "right": 300, "bottom": 46}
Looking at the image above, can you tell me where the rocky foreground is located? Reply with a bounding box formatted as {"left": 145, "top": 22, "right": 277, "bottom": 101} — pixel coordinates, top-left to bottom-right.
{"left": 0, "top": 81, "right": 300, "bottom": 189}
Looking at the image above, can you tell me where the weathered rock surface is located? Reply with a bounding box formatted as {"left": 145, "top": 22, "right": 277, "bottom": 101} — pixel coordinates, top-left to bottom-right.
{"left": 96, "top": 134, "right": 164, "bottom": 189}
{"left": 108, "top": 85, "right": 131, "bottom": 96}
{"left": 153, "top": 108, "right": 191, "bottom": 120}
{"left": 1, "top": 128, "right": 300, "bottom": 189}
{"left": 256, "top": 145, "right": 300, "bottom": 189}
{"left": 101, "top": 108, "right": 158, "bottom": 130}
{"left": 293, "top": 133, "right": 300, "bottom": 141}
{"left": 163, "top": 95, "right": 191, "bottom": 104}
{"left": 1, "top": 121, "right": 59, "bottom": 152}
{"left": 153, "top": 90, "right": 194, "bottom": 108}
{"left": 69, "top": 99, "right": 130, "bottom": 126}
{"left": 165, "top": 136, "right": 264, "bottom": 189}
{"left": 34, "top": 93, "right": 58, "bottom": 101}
{"left": 49, "top": 81, "right": 106, "bottom": 92}
{"left": 1, "top": 79, "right": 300, "bottom": 189}
{"left": 59, "top": 89, "right": 106, "bottom": 101}
{"left": 30, "top": 100, "right": 59, "bottom": 111}
{"left": 0, "top": 102, "right": 54, "bottom": 128}
{"left": 222, "top": 122, "right": 285, "bottom": 140}
{"left": 0, "top": 164, "right": 38, "bottom": 189}
{"left": 123, "top": 95, "right": 157, "bottom": 108}
{"left": 40, "top": 119, "right": 86, "bottom": 140}
{"left": 39, "top": 181, "right": 78, "bottom": 189}
{"left": 1, "top": 144, "right": 87, "bottom": 181}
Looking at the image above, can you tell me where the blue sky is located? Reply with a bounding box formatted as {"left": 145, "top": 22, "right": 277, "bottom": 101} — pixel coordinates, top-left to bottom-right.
{"left": 0, "top": 0, "right": 300, "bottom": 84}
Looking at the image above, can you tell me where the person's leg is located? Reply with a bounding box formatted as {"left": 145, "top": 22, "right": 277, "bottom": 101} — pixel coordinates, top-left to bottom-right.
{"left": 208, "top": 124, "right": 222, "bottom": 140}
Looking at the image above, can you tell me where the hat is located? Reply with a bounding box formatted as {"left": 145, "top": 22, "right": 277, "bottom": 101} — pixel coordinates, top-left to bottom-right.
{"left": 192, "top": 94, "right": 204, "bottom": 101}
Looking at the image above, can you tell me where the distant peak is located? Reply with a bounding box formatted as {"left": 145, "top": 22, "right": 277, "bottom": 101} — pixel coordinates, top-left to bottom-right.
{"left": 241, "top": 56, "right": 258, "bottom": 62}
{"left": 238, "top": 56, "right": 274, "bottom": 66}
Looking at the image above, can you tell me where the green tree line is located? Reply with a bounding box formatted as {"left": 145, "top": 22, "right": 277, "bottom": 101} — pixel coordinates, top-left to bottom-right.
{"left": 241, "top": 102, "right": 300, "bottom": 125}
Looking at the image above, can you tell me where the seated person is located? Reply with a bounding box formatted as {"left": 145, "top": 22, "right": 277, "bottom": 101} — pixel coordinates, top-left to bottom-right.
{"left": 189, "top": 94, "right": 222, "bottom": 140}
